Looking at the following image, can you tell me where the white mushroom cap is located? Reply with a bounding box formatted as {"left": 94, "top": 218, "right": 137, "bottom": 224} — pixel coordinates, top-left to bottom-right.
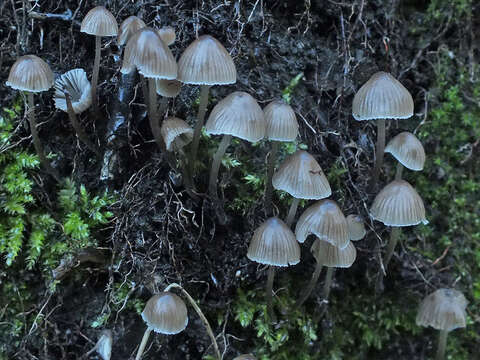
{"left": 385, "top": 132, "right": 425, "bottom": 171}
{"left": 80, "top": 6, "right": 118, "bottom": 37}
{"left": 141, "top": 292, "right": 188, "bottom": 334}
{"left": 54, "top": 69, "right": 92, "bottom": 114}
{"left": 311, "top": 239, "right": 357, "bottom": 268}
{"left": 6, "top": 55, "right": 54, "bottom": 93}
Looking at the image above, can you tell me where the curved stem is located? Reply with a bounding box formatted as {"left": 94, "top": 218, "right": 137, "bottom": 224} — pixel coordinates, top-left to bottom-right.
{"left": 91, "top": 35, "right": 101, "bottom": 114}
{"left": 395, "top": 162, "right": 404, "bottom": 180}
{"left": 26, "top": 93, "right": 60, "bottom": 182}
{"left": 372, "top": 118, "right": 386, "bottom": 188}
{"left": 285, "top": 197, "right": 300, "bottom": 227}
{"left": 208, "top": 135, "right": 232, "bottom": 199}
{"left": 64, "top": 92, "right": 101, "bottom": 157}
{"left": 436, "top": 329, "right": 448, "bottom": 360}
{"left": 265, "top": 266, "right": 277, "bottom": 323}
{"left": 148, "top": 78, "right": 166, "bottom": 152}
{"left": 383, "top": 226, "right": 401, "bottom": 272}
{"left": 264, "top": 141, "right": 279, "bottom": 217}
{"left": 295, "top": 261, "right": 323, "bottom": 309}
{"left": 322, "top": 267, "right": 335, "bottom": 301}
{"left": 135, "top": 327, "right": 152, "bottom": 360}
{"left": 163, "top": 283, "right": 221, "bottom": 360}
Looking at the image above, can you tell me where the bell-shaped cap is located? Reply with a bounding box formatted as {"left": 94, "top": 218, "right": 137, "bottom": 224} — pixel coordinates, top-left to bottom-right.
{"left": 247, "top": 217, "right": 300, "bottom": 267}
{"left": 385, "top": 132, "right": 425, "bottom": 171}
{"left": 6, "top": 55, "right": 54, "bottom": 93}
{"left": 346, "top": 214, "right": 366, "bottom": 241}
{"left": 157, "top": 26, "right": 176, "bottom": 46}
{"left": 311, "top": 238, "right": 356, "bottom": 268}
{"left": 161, "top": 117, "right": 194, "bottom": 152}
{"left": 80, "top": 6, "right": 118, "bottom": 37}
{"left": 141, "top": 292, "right": 188, "bottom": 334}
{"left": 352, "top": 72, "right": 414, "bottom": 121}
{"left": 54, "top": 69, "right": 92, "bottom": 114}
{"left": 95, "top": 330, "right": 113, "bottom": 360}
{"left": 370, "top": 180, "right": 428, "bottom": 227}
{"left": 416, "top": 288, "right": 468, "bottom": 332}
{"left": 295, "top": 199, "right": 349, "bottom": 248}
{"left": 156, "top": 79, "right": 182, "bottom": 98}
{"left": 205, "top": 91, "right": 265, "bottom": 142}
{"left": 118, "top": 16, "right": 146, "bottom": 46}
{"left": 233, "top": 355, "right": 257, "bottom": 360}
{"left": 121, "top": 28, "right": 177, "bottom": 79}
{"left": 272, "top": 150, "right": 331, "bottom": 200}
{"left": 263, "top": 100, "right": 298, "bottom": 141}
{"left": 178, "top": 35, "right": 236, "bottom": 85}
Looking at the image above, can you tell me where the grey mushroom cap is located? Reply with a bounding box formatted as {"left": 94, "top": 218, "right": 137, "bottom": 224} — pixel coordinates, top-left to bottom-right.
{"left": 80, "top": 6, "right": 118, "bottom": 37}
{"left": 141, "top": 292, "right": 188, "bottom": 334}
{"left": 95, "top": 330, "right": 113, "bottom": 360}
{"left": 54, "top": 69, "right": 92, "bottom": 114}
{"left": 385, "top": 131, "right": 426, "bottom": 171}
{"left": 161, "top": 117, "right": 194, "bottom": 152}
{"left": 6, "top": 55, "right": 54, "bottom": 93}
{"left": 311, "top": 239, "right": 357, "bottom": 268}
{"left": 263, "top": 100, "right": 299, "bottom": 141}
{"left": 346, "top": 214, "right": 366, "bottom": 241}
{"left": 118, "top": 16, "right": 146, "bottom": 46}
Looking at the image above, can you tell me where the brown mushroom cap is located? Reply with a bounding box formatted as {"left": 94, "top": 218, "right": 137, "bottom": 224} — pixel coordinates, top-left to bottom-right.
{"left": 272, "top": 150, "right": 331, "bottom": 200}
{"left": 6, "top": 55, "right": 54, "bottom": 93}
{"left": 178, "top": 35, "right": 236, "bottom": 85}
{"left": 346, "top": 214, "right": 366, "bottom": 241}
{"left": 80, "top": 6, "right": 118, "bottom": 37}
{"left": 263, "top": 100, "right": 299, "bottom": 141}
{"left": 157, "top": 26, "right": 176, "bottom": 46}
{"left": 295, "top": 199, "right": 349, "bottom": 248}
{"left": 156, "top": 79, "right": 182, "bottom": 98}
{"left": 54, "top": 69, "right": 92, "bottom": 114}
{"left": 370, "top": 179, "right": 428, "bottom": 227}
{"left": 161, "top": 117, "right": 194, "bottom": 152}
{"left": 121, "top": 28, "right": 177, "bottom": 79}
{"left": 247, "top": 217, "right": 300, "bottom": 267}
{"left": 385, "top": 131, "right": 425, "bottom": 171}
{"left": 141, "top": 292, "right": 188, "bottom": 334}
{"left": 416, "top": 288, "right": 468, "bottom": 332}
{"left": 311, "top": 238, "right": 356, "bottom": 268}
{"left": 205, "top": 91, "right": 265, "bottom": 142}
{"left": 118, "top": 16, "right": 146, "bottom": 46}
{"left": 352, "top": 72, "right": 414, "bottom": 121}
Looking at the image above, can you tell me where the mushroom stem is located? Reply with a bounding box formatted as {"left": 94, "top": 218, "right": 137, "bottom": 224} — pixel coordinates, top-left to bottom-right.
{"left": 164, "top": 283, "right": 221, "bottom": 360}
{"left": 135, "top": 327, "right": 152, "bottom": 360}
{"left": 91, "top": 35, "right": 101, "bottom": 114}
{"left": 188, "top": 84, "right": 211, "bottom": 180}
{"left": 140, "top": 74, "right": 150, "bottom": 112}
{"left": 208, "top": 134, "right": 232, "bottom": 199}
{"left": 383, "top": 226, "right": 401, "bottom": 271}
{"left": 322, "top": 267, "right": 335, "bottom": 301}
{"left": 295, "top": 261, "right": 323, "bottom": 309}
{"left": 372, "top": 118, "right": 386, "bottom": 187}
{"left": 395, "top": 162, "right": 404, "bottom": 180}
{"left": 264, "top": 141, "right": 279, "bottom": 217}
{"left": 147, "top": 78, "right": 166, "bottom": 151}
{"left": 64, "top": 92, "right": 101, "bottom": 157}
{"left": 265, "top": 266, "right": 277, "bottom": 323}
{"left": 26, "top": 92, "right": 60, "bottom": 182}
{"left": 436, "top": 329, "right": 448, "bottom": 360}
{"left": 285, "top": 197, "right": 300, "bottom": 227}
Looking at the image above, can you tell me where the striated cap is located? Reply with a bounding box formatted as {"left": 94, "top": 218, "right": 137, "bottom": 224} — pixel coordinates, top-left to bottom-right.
{"left": 416, "top": 288, "right": 468, "bottom": 332}
{"left": 141, "top": 292, "right": 188, "bottom": 334}
{"left": 272, "top": 150, "right": 331, "bottom": 200}
{"left": 95, "top": 330, "right": 112, "bottom": 360}
{"left": 6, "top": 55, "right": 54, "bottom": 93}
{"left": 157, "top": 26, "right": 176, "bottom": 46}
{"left": 385, "top": 132, "right": 425, "bottom": 171}
{"left": 263, "top": 100, "right": 299, "bottom": 141}
{"left": 81, "top": 6, "right": 118, "bottom": 37}
{"left": 311, "top": 238, "right": 356, "bottom": 268}
{"left": 161, "top": 117, "right": 194, "bottom": 152}
{"left": 370, "top": 180, "right": 428, "bottom": 227}
{"left": 233, "top": 355, "right": 257, "bottom": 360}
{"left": 352, "top": 72, "right": 414, "bottom": 121}
{"left": 121, "top": 28, "right": 177, "bottom": 79}
{"left": 118, "top": 16, "right": 146, "bottom": 46}
{"left": 247, "top": 217, "right": 300, "bottom": 267}
{"left": 346, "top": 214, "right": 366, "bottom": 241}
{"left": 54, "top": 69, "right": 92, "bottom": 114}
{"left": 205, "top": 91, "right": 265, "bottom": 142}
{"left": 178, "top": 35, "right": 236, "bottom": 85}
{"left": 156, "top": 79, "right": 182, "bottom": 98}
{"left": 295, "top": 199, "right": 349, "bottom": 248}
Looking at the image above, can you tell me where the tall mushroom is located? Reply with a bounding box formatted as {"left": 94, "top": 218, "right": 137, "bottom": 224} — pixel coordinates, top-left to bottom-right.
{"left": 80, "top": 6, "right": 118, "bottom": 113}
{"left": 6, "top": 55, "right": 59, "bottom": 181}
{"left": 352, "top": 72, "right": 414, "bottom": 187}
{"left": 385, "top": 131, "right": 425, "bottom": 180}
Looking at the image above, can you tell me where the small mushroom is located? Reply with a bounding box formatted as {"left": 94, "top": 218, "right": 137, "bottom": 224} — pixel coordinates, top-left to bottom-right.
{"left": 161, "top": 117, "right": 194, "bottom": 153}
{"left": 346, "top": 214, "right": 367, "bottom": 241}
{"left": 385, "top": 131, "right": 425, "bottom": 180}
{"left": 157, "top": 26, "right": 176, "bottom": 46}
{"left": 117, "top": 16, "right": 146, "bottom": 46}
{"left": 85, "top": 329, "right": 113, "bottom": 360}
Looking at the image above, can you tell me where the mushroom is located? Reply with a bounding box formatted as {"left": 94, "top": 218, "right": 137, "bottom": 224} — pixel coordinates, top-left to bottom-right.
{"left": 177, "top": 35, "right": 237, "bottom": 184}
{"left": 416, "top": 288, "right": 467, "bottom": 360}
{"left": 263, "top": 100, "right": 299, "bottom": 216}
{"left": 272, "top": 150, "right": 331, "bottom": 226}
{"left": 352, "top": 72, "right": 414, "bottom": 187}
{"left": 157, "top": 26, "right": 176, "bottom": 46}
{"left": 346, "top": 214, "right": 367, "bottom": 241}
{"left": 6, "top": 55, "right": 59, "bottom": 181}
{"left": 85, "top": 329, "right": 113, "bottom": 360}
{"left": 205, "top": 91, "right": 265, "bottom": 201}
{"left": 161, "top": 117, "right": 194, "bottom": 153}
{"left": 80, "top": 6, "right": 118, "bottom": 113}
{"left": 247, "top": 217, "right": 300, "bottom": 322}
{"left": 117, "top": 16, "right": 146, "bottom": 46}
{"left": 155, "top": 79, "right": 182, "bottom": 120}
{"left": 53, "top": 68, "right": 100, "bottom": 156}
{"left": 135, "top": 292, "right": 188, "bottom": 360}
{"left": 385, "top": 131, "right": 425, "bottom": 180}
